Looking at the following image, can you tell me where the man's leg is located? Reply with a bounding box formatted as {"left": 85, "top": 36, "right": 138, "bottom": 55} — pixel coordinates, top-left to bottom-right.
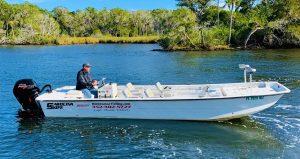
{"left": 81, "top": 89, "right": 93, "bottom": 98}
{"left": 89, "top": 88, "right": 98, "bottom": 98}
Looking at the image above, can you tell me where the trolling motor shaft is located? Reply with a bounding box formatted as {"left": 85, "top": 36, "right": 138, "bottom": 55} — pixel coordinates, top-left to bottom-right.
{"left": 239, "top": 64, "right": 256, "bottom": 83}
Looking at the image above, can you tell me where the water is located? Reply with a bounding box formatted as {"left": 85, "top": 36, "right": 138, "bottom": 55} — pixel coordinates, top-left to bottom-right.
{"left": 0, "top": 44, "right": 299, "bottom": 158}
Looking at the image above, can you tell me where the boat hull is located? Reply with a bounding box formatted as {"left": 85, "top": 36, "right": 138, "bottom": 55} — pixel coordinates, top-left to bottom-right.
{"left": 38, "top": 94, "right": 283, "bottom": 121}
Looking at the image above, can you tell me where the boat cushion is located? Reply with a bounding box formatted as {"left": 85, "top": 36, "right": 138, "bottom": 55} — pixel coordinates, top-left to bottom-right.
{"left": 66, "top": 90, "right": 83, "bottom": 95}
{"left": 65, "top": 90, "right": 84, "bottom": 98}
{"left": 258, "top": 82, "right": 266, "bottom": 88}
{"left": 156, "top": 82, "right": 164, "bottom": 91}
{"left": 123, "top": 89, "right": 132, "bottom": 98}
{"left": 145, "top": 89, "right": 154, "bottom": 98}
{"left": 126, "top": 83, "right": 134, "bottom": 90}
{"left": 123, "top": 89, "right": 140, "bottom": 98}
{"left": 220, "top": 87, "right": 227, "bottom": 96}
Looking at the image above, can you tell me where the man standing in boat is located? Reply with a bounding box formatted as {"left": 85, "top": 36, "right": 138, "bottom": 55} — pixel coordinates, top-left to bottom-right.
{"left": 76, "top": 63, "right": 98, "bottom": 97}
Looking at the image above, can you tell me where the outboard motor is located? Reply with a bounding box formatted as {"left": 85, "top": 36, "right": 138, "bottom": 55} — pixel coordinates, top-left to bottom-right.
{"left": 13, "top": 79, "right": 50, "bottom": 118}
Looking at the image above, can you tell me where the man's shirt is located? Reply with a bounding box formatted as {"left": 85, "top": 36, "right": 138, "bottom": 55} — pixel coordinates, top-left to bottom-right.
{"left": 76, "top": 69, "right": 92, "bottom": 90}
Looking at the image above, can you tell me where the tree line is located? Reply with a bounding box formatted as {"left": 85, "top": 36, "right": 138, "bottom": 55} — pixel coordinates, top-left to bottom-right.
{"left": 0, "top": 0, "right": 299, "bottom": 50}
{"left": 160, "top": 0, "right": 300, "bottom": 50}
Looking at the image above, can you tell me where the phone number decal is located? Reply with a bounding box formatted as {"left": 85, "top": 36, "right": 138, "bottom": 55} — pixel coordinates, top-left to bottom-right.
{"left": 92, "top": 102, "right": 131, "bottom": 111}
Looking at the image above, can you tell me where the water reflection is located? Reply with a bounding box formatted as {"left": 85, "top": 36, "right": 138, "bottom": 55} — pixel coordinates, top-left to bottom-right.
{"left": 17, "top": 118, "right": 283, "bottom": 158}
{"left": 251, "top": 49, "right": 300, "bottom": 62}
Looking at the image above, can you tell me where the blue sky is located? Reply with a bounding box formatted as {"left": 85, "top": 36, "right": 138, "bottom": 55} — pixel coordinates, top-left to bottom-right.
{"left": 6, "top": 0, "right": 179, "bottom": 11}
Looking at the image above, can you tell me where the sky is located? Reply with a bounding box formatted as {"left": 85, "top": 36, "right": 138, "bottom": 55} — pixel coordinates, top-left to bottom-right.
{"left": 6, "top": 0, "right": 179, "bottom": 11}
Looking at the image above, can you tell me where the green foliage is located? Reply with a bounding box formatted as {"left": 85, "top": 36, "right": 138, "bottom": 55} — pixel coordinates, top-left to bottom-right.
{"left": 0, "top": 0, "right": 299, "bottom": 48}
{"left": 108, "top": 8, "right": 130, "bottom": 37}
{"left": 159, "top": 8, "right": 200, "bottom": 50}
{"left": 203, "top": 26, "right": 229, "bottom": 46}
{"left": 0, "top": 2, "right": 60, "bottom": 44}
{"left": 151, "top": 9, "right": 172, "bottom": 34}
{"left": 176, "top": 0, "right": 211, "bottom": 24}
{"left": 172, "top": 0, "right": 300, "bottom": 49}
{"left": 129, "top": 10, "right": 154, "bottom": 36}
{"left": 177, "top": 0, "right": 211, "bottom": 14}
{"left": 237, "top": 0, "right": 256, "bottom": 13}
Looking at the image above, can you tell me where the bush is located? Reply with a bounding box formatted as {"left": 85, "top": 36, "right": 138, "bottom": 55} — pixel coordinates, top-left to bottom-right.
{"left": 158, "top": 8, "right": 200, "bottom": 50}
{"left": 203, "top": 26, "right": 229, "bottom": 47}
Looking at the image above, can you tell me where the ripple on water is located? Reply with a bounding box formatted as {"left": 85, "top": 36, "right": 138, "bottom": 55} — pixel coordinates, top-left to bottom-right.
{"left": 253, "top": 104, "right": 300, "bottom": 158}
{"left": 0, "top": 46, "right": 300, "bottom": 158}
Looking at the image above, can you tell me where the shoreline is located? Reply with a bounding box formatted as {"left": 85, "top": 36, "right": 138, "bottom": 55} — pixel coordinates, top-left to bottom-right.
{"left": 1, "top": 38, "right": 299, "bottom": 51}
{"left": 153, "top": 46, "right": 300, "bottom": 52}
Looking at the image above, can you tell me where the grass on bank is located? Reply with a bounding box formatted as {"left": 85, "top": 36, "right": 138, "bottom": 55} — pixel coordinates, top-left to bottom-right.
{"left": 1, "top": 35, "right": 231, "bottom": 51}
{"left": 55, "top": 36, "right": 159, "bottom": 45}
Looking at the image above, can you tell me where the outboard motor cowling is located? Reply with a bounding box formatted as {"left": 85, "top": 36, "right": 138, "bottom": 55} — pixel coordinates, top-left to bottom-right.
{"left": 13, "top": 79, "right": 44, "bottom": 117}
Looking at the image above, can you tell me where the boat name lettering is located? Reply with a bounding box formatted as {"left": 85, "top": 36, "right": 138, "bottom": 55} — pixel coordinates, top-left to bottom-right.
{"left": 47, "top": 102, "right": 74, "bottom": 109}
{"left": 246, "top": 96, "right": 264, "bottom": 100}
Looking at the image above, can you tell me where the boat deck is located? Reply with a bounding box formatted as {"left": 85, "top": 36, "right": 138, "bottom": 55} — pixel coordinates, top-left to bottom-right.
{"left": 36, "top": 81, "right": 290, "bottom": 101}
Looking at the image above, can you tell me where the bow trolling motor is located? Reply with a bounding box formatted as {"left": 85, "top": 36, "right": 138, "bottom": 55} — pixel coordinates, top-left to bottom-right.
{"left": 13, "top": 79, "right": 52, "bottom": 118}
{"left": 239, "top": 64, "right": 256, "bottom": 83}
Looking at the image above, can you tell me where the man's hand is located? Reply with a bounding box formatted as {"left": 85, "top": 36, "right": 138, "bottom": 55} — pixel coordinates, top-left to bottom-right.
{"left": 91, "top": 80, "right": 98, "bottom": 86}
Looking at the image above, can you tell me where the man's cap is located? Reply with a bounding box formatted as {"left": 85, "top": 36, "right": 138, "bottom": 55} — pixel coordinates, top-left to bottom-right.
{"left": 83, "top": 63, "right": 91, "bottom": 67}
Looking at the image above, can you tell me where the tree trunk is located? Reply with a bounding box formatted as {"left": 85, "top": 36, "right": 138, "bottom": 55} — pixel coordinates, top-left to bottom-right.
{"left": 183, "top": 28, "right": 197, "bottom": 48}
{"left": 196, "top": 11, "right": 205, "bottom": 47}
{"left": 11, "top": 24, "right": 14, "bottom": 38}
{"left": 217, "top": 0, "right": 220, "bottom": 26}
{"left": 228, "top": 3, "right": 234, "bottom": 46}
{"left": 5, "top": 23, "right": 8, "bottom": 37}
{"left": 200, "top": 27, "right": 205, "bottom": 47}
{"left": 244, "top": 27, "right": 263, "bottom": 49}
{"left": 272, "top": 34, "right": 283, "bottom": 46}
{"left": 145, "top": 24, "right": 148, "bottom": 36}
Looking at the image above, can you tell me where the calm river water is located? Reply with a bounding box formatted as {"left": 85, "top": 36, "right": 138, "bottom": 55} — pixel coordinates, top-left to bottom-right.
{"left": 0, "top": 44, "right": 299, "bottom": 158}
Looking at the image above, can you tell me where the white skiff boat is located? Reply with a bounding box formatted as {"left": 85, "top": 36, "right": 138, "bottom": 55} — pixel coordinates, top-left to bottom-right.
{"left": 13, "top": 65, "right": 290, "bottom": 121}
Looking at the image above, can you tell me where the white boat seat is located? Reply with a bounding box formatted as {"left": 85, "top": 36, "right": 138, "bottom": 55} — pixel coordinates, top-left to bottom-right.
{"left": 156, "top": 82, "right": 164, "bottom": 91}
{"left": 126, "top": 82, "right": 144, "bottom": 94}
{"left": 65, "top": 90, "right": 84, "bottom": 98}
{"left": 123, "top": 89, "right": 141, "bottom": 98}
{"left": 126, "top": 82, "right": 135, "bottom": 90}
{"left": 145, "top": 89, "right": 161, "bottom": 98}
{"left": 66, "top": 90, "right": 83, "bottom": 95}
{"left": 156, "top": 82, "right": 173, "bottom": 97}
{"left": 220, "top": 87, "right": 227, "bottom": 96}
